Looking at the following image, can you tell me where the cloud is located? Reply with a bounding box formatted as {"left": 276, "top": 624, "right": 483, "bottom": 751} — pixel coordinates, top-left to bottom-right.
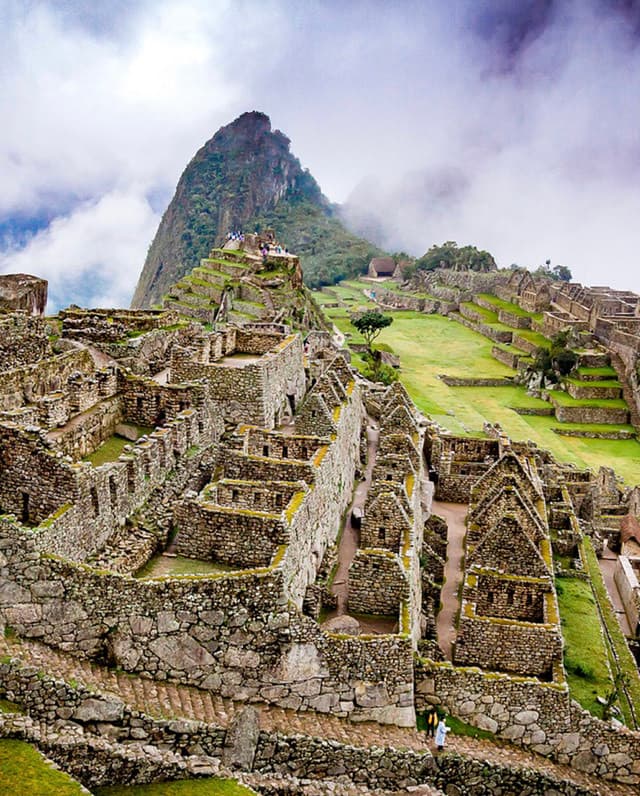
{"left": 0, "top": 190, "right": 160, "bottom": 311}
{"left": 2, "top": 0, "right": 640, "bottom": 304}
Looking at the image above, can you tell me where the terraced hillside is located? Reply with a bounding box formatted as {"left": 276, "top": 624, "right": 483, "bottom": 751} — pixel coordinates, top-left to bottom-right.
{"left": 162, "top": 243, "right": 326, "bottom": 331}
{"left": 313, "top": 279, "right": 640, "bottom": 485}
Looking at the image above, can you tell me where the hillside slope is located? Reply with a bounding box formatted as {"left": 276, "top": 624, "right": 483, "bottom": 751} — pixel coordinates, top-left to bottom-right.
{"left": 132, "top": 111, "right": 381, "bottom": 308}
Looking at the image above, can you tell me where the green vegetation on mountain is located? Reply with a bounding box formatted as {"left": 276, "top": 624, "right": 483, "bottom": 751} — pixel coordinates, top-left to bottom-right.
{"left": 132, "top": 111, "right": 381, "bottom": 307}
{"left": 406, "top": 241, "right": 497, "bottom": 277}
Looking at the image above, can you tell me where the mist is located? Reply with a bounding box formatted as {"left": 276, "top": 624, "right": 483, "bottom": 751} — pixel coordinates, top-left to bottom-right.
{"left": 1, "top": 0, "right": 639, "bottom": 310}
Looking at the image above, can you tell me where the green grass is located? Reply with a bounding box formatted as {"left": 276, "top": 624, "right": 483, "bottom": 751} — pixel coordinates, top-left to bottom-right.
{"left": 314, "top": 298, "right": 640, "bottom": 484}
{"left": 83, "top": 426, "right": 154, "bottom": 467}
{"left": 577, "top": 366, "right": 617, "bottom": 378}
{"left": 84, "top": 435, "right": 132, "bottom": 466}
{"left": 512, "top": 329, "right": 552, "bottom": 348}
{"left": 476, "top": 293, "right": 542, "bottom": 320}
{"left": 135, "top": 555, "right": 236, "bottom": 579}
{"left": 564, "top": 377, "right": 621, "bottom": 389}
{"left": 94, "top": 778, "right": 257, "bottom": 795}
{"left": 549, "top": 391, "right": 627, "bottom": 409}
{"left": 555, "top": 576, "right": 614, "bottom": 717}
{"left": 582, "top": 538, "right": 640, "bottom": 728}
{"left": 0, "top": 739, "right": 86, "bottom": 795}
{"left": 460, "top": 301, "right": 501, "bottom": 325}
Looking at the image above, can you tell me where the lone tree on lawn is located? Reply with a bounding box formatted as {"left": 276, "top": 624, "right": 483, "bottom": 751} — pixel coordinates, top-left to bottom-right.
{"left": 351, "top": 310, "right": 393, "bottom": 355}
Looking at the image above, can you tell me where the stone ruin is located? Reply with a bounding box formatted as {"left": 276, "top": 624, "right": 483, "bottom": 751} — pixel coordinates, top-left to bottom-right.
{"left": 0, "top": 273, "right": 47, "bottom": 316}
{"left": 1, "top": 264, "right": 640, "bottom": 792}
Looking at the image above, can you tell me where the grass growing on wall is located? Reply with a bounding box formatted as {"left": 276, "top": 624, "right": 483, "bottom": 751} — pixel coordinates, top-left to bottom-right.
{"left": 0, "top": 740, "right": 86, "bottom": 795}
{"left": 555, "top": 576, "right": 614, "bottom": 718}
{"left": 94, "top": 778, "right": 258, "bottom": 795}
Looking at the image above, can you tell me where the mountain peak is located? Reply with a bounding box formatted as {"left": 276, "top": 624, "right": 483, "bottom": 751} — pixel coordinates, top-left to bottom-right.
{"left": 131, "top": 112, "right": 380, "bottom": 308}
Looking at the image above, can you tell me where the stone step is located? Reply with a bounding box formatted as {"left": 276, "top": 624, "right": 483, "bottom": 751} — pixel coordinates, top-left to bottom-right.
{"left": 0, "top": 636, "right": 635, "bottom": 796}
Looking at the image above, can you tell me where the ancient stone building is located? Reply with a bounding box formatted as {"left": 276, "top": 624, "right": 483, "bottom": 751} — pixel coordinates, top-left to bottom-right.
{"left": 454, "top": 453, "right": 562, "bottom": 680}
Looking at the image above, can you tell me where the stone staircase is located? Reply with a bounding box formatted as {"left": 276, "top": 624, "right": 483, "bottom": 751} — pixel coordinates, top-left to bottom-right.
{"left": 0, "top": 636, "right": 636, "bottom": 795}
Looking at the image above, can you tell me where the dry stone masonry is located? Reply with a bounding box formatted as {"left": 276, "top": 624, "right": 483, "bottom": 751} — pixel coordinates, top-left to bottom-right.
{"left": 1, "top": 262, "right": 640, "bottom": 793}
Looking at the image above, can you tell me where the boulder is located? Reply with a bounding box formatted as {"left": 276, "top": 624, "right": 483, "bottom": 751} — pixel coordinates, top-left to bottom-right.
{"left": 222, "top": 706, "right": 260, "bottom": 770}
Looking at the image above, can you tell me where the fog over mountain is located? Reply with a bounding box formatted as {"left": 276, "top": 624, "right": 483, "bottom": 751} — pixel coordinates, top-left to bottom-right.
{"left": 1, "top": 0, "right": 640, "bottom": 310}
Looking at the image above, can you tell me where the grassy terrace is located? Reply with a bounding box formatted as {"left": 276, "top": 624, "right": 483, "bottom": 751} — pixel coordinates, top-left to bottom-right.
{"left": 135, "top": 554, "right": 236, "bottom": 579}
{"left": 556, "top": 576, "right": 614, "bottom": 718}
{"left": 95, "top": 779, "right": 257, "bottom": 795}
{"left": 83, "top": 426, "right": 154, "bottom": 467}
{"left": 549, "top": 392, "right": 627, "bottom": 409}
{"left": 564, "top": 377, "right": 622, "bottom": 389}
{"left": 512, "top": 329, "right": 552, "bottom": 348}
{"left": 577, "top": 366, "right": 618, "bottom": 379}
{"left": 460, "top": 301, "right": 512, "bottom": 331}
{"left": 0, "top": 739, "right": 85, "bottom": 795}
{"left": 476, "top": 293, "right": 543, "bottom": 320}
{"left": 582, "top": 538, "right": 640, "bottom": 727}
{"left": 372, "top": 280, "right": 438, "bottom": 300}
{"left": 315, "top": 292, "right": 640, "bottom": 484}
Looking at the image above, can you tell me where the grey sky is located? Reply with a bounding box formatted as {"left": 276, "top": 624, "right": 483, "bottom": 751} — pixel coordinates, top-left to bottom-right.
{"left": 1, "top": 0, "right": 639, "bottom": 310}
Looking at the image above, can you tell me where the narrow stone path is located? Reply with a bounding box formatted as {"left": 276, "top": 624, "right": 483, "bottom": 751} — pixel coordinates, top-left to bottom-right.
{"left": 330, "top": 416, "right": 379, "bottom": 615}
{"left": 599, "top": 551, "right": 633, "bottom": 636}
{"left": 433, "top": 501, "right": 467, "bottom": 662}
{"left": 0, "top": 636, "right": 635, "bottom": 795}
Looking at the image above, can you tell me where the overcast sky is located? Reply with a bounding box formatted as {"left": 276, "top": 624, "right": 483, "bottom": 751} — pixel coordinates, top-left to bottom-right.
{"left": 1, "top": 0, "right": 640, "bottom": 310}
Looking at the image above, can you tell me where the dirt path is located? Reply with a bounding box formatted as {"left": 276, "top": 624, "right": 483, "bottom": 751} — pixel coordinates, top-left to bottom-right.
{"left": 433, "top": 500, "right": 467, "bottom": 662}
{"left": 599, "top": 551, "right": 633, "bottom": 636}
{"left": 330, "top": 417, "right": 379, "bottom": 614}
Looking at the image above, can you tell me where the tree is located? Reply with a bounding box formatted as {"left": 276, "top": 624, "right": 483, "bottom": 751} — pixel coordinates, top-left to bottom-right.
{"left": 414, "top": 241, "right": 497, "bottom": 273}
{"left": 552, "top": 264, "right": 572, "bottom": 282}
{"left": 525, "top": 330, "right": 577, "bottom": 388}
{"left": 351, "top": 311, "right": 393, "bottom": 355}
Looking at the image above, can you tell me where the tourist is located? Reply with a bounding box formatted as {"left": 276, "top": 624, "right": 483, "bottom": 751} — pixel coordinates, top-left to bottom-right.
{"left": 435, "top": 716, "right": 450, "bottom": 751}
{"left": 425, "top": 706, "right": 437, "bottom": 739}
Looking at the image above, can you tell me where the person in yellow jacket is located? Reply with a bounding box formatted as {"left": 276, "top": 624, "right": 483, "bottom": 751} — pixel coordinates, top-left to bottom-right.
{"left": 425, "top": 706, "right": 438, "bottom": 739}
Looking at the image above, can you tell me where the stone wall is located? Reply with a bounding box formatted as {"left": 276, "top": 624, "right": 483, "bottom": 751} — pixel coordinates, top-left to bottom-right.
{"left": 565, "top": 382, "right": 622, "bottom": 401}
{"left": 455, "top": 611, "right": 562, "bottom": 678}
{"left": 416, "top": 658, "right": 640, "bottom": 785}
{"left": 0, "top": 512, "right": 415, "bottom": 724}
{"left": 497, "top": 308, "right": 532, "bottom": 329}
{"left": 551, "top": 400, "right": 629, "bottom": 425}
{"left": 0, "top": 274, "right": 47, "bottom": 316}
{"left": 46, "top": 395, "right": 123, "bottom": 460}
{"left": 172, "top": 332, "right": 305, "bottom": 429}
{"left": 614, "top": 556, "right": 640, "bottom": 632}
{"left": 347, "top": 549, "right": 407, "bottom": 615}
{"left": 245, "top": 428, "right": 324, "bottom": 460}
{"left": 60, "top": 307, "right": 178, "bottom": 343}
{"left": 454, "top": 311, "right": 513, "bottom": 343}
{"left": 0, "top": 405, "right": 219, "bottom": 561}
{"left": 0, "top": 314, "right": 49, "bottom": 370}
{"left": 118, "top": 371, "right": 205, "bottom": 428}
{"left": 0, "top": 348, "right": 94, "bottom": 412}
{"left": 175, "top": 500, "right": 288, "bottom": 567}
{"left": 1, "top": 659, "right": 605, "bottom": 794}
{"left": 491, "top": 345, "right": 520, "bottom": 369}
